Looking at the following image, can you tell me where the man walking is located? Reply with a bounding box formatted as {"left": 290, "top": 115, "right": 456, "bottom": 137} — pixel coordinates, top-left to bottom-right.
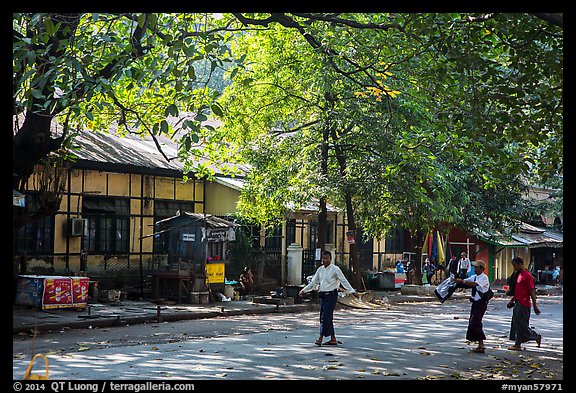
{"left": 507, "top": 256, "right": 542, "bottom": 350}
{"left": 299, "top": 251, "right": 358, "bottom": 346}
{"left": 455, "top": 260, "right": 491, "bottom": 353}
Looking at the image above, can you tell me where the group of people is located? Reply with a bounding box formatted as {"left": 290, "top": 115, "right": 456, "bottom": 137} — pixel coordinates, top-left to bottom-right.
{"left": 456, "top": 256, "right": 541, "bottom": 353}
{"left": 299, "top": 251, "right": 542, "bottom": 354}
{"left": 446, "top": 251, "right": 473, "bottom": 279}
{"left": 422, "top": 251, "right": 472, "bottom": 285}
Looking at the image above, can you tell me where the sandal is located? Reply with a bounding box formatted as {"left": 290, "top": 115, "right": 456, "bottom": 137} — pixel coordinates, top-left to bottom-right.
{"left": 507, "top": 345, "right": 523, "bottom": 351}
{"left": 470, "top": 347, "right": 485, "bottom": 353}
{"left": 314, "top": 340, "right": 322, "bottom": 346}
{"left": 324, "top": 341, "right": 338, "bottom": 346}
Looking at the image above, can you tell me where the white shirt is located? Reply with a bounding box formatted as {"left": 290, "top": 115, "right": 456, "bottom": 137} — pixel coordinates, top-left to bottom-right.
{"left": 301, "top": 263, "right": 356, "bottom": 294}
{"left": 464, "top": 272, "right": 490, "bottom": 301}
{"left": 458, "top": 258, "right": 471, "bottom": 271}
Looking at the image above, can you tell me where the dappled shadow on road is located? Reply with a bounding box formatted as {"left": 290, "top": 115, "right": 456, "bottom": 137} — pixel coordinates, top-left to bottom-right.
{"left": 13, "top": 297, "right": 562, "bottom": 380}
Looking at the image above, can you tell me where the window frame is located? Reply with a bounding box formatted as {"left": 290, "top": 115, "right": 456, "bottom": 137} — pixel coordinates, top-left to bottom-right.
{"left": 82, "top": 196, "right": 130, "bottom": 254}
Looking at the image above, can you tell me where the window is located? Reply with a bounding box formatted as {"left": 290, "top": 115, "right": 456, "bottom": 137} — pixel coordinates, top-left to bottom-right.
{"left": 153, "top": 200, "right": 194, "bottom": 254}
{"left": 15, "top": 193, "right": 54, "bottom": 254}
{"left": 385, "top": 227, "right": 405, "bottom": 254}
{"left": 154, "top": 200, "right": 194, "bottom": 218}
{"left": 208, "top": 241, "right": 225, "bottom": 260}
{"left": 16, "top": 215, "right": 53, "bottom": 254}
{"left": 265, "top": 225, "right": 283, "bottom": 250}
{"left": 82, "top": 196, "right": 129, "bottom": 254}
{"left": 286, "top": 219, "right": 296, "bottom": 244}
{"left": 308, "top": 220, "right": 334, "bottom": 249}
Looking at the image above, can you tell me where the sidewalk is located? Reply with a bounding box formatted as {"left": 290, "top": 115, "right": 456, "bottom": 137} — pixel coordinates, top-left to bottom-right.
{"left": 13, "top": 284, "right": 561, "bottom": 335}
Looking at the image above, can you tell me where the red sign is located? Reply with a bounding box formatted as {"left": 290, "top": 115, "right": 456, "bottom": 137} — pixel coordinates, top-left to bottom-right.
{"left": 72, "top": 277, "right": 89, "bottom": 304}
{"left": 42, "top": 276, "right": 89, "bottom": 309}
{"left": 43, "top": 277, "right": 73, "bottom": 308}
{"left": 346, "top": 231, "right": 355, "bottom": 244}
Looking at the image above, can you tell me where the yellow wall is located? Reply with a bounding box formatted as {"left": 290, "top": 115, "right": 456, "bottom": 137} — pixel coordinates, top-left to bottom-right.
{"left": 83, "top": 171, "right": 107, "bottom": 194}
{"left": 205, "top": 181, "right": 240, "bottom": 216}
{"left": 36, "top": 168, "right": 206, "bottom": 276}
{"left": 156, "top": 177, "right": 181, "bottom": 199}
{"left": 107, "top": 173, "right": 130, "bottom": 196}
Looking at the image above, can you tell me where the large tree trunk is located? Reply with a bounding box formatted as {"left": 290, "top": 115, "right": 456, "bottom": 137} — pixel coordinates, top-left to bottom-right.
{"left": 13, "top": 14, "right": 82, "bottom": 231}
{"left": 343, "top": 192, "right": 362, "bottom": 289}
{"left": 13, "top": 112, "right": 59, "bottom": 186}
{"left": 331, "top": 123, "right": 363, "bottom": 289}
{"left": 315, "top": 126, "right": 330, "bottom": 262}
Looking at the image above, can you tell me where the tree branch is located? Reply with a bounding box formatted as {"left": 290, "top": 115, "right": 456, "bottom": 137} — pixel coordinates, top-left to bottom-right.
{"left": 531, "top": 13, "right": 563, "bottom": 28}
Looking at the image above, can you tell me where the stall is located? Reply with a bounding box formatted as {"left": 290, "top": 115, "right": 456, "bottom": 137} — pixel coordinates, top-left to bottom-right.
{"left": 144, "top": 212, "right": 239, "bottom": 303}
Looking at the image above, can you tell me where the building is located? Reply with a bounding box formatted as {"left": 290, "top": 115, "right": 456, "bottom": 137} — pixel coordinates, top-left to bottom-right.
{"left": 13, "top": 123, "right": 352, "bottom": 296}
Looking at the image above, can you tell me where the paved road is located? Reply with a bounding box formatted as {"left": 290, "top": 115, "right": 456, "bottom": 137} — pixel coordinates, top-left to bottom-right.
{"left": 13, "top": 296, "right": 562, "bottom": 381}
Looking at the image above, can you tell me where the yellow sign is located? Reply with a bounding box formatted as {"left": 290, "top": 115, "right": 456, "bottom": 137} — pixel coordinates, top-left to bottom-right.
{"left": 206, "top": 263, "right": 225, "bottom": 284}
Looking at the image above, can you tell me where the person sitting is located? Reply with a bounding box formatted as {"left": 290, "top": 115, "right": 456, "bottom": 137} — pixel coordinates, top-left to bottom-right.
{"left": 239, "top": 267, "right": 254, "bottom": 296}
{"left": 552, "top": 266, "right": 561, "bottom": 285}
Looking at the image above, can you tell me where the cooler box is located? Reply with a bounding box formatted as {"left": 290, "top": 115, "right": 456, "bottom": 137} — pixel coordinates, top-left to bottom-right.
{"left": 394, "top": 273, "right": 406, "bottom": 288}
{"left": 15, "top": 275, "right": 44, "bottom": 307}
{"left": 379, "top": 272, "right": 395, "bottom": 290}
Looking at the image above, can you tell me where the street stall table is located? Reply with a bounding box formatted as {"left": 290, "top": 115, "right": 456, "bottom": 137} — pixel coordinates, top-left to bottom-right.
{"left": 151, "top": 269, "right": 193, "bottom": 304}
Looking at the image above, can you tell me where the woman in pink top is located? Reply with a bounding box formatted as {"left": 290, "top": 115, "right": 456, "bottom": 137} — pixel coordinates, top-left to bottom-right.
{"left": 507, "top": 257, "right": 542, "bottom": 350}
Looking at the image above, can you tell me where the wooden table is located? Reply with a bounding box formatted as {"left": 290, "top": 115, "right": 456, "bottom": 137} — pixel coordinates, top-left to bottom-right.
{"left": 151, "top": 270, "right": 192, "bottom": 303}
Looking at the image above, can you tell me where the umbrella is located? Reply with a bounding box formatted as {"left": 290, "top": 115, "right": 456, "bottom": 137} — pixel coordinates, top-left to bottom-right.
{"left": 436, "top": 231, "right": 445, "bottom": 264}
{"left": 422, "top": 232, "right": 430, "bottom": 256}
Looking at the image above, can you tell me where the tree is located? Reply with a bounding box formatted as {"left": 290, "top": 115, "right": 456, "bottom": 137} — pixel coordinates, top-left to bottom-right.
{"left": 13, "top": 13, "right": 245, "bottom": 234}
{"left": 14, "top": 13, "right": 562, "bottom": 286}
{"left": 215, "top": 13, "right": 562, "bottom": 285}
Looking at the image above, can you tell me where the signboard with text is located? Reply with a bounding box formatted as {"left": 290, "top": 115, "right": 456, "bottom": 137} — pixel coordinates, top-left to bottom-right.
{"left": 206, "top": 263, "right": 225, "bottom": 284}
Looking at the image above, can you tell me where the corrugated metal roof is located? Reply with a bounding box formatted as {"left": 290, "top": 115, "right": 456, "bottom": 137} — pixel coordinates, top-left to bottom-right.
{"left": 475, "top": 223, "right": 563, "bottom": 248}
{"left": 71, "top": 130, "right": 185, "bottom": 172}
{"left": 214, "top": 176, "right": 245, "bottom": 191}
{"left": 156, "top": 212, "right": 239, "bottom": 229}
{"left": 13, "top": 111, "right": 249, "bottom": 176}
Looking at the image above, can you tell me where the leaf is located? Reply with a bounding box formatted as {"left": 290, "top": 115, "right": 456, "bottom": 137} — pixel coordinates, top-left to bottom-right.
{"left": 160, "top": 120, "right": 169, "bottom": 133}
{"left": 137, "top": 14, "right": 147, "bottom": 28}
{"left": 165, "top": 104, "right": 179, "bottom": 117}
{"left": 211, "top": 103, "right": 224, "bottom": 117}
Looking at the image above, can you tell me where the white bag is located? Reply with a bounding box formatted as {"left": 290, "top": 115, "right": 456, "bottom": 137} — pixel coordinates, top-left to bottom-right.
{"left": 434, "top": 273, "right": 456, "bottom": 303}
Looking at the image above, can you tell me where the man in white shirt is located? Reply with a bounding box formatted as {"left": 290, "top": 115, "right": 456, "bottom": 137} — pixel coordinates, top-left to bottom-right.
{"left": 299, "top": 250, "right": 359, "bottom": 346}
{"left": 455, "top": 260, "right": 491, "bottom": 353}
{"left": 457, "top": 252, "right": 471, "bottom": 279}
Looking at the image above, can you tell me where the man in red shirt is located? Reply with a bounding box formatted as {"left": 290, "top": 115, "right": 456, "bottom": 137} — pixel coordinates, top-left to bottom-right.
{"left": 507, "top": 257, "right": 542, "bottom": 350}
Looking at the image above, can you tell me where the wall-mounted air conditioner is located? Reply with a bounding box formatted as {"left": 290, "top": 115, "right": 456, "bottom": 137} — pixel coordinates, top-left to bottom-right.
{"left": 68, "top": 218, "right": 87, "bottom": 236}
